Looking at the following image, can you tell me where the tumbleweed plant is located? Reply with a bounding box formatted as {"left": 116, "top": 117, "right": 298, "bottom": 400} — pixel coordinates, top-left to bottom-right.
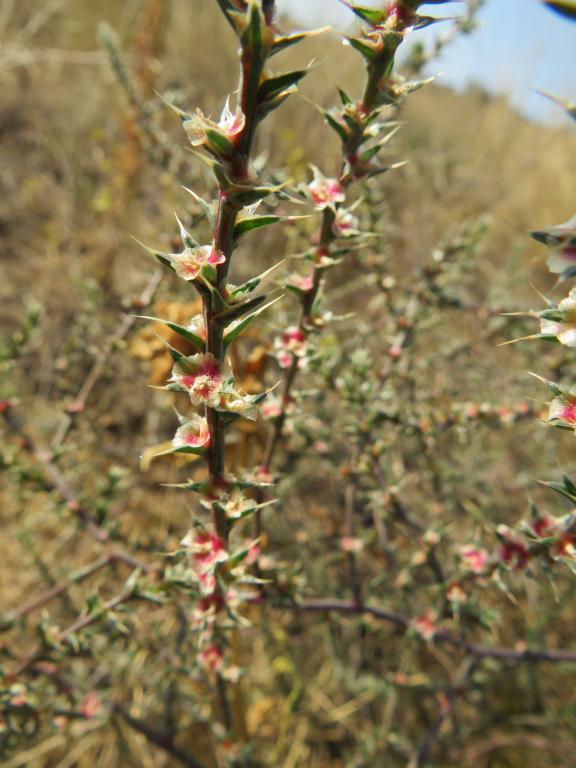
{"left": 4, "top": 1, "right": 576, "bottom": 766}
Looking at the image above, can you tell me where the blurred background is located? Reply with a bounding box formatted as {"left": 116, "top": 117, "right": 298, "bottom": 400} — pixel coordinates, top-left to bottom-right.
{"left": 2, "top": 1, "right": 576, "bottom": 766}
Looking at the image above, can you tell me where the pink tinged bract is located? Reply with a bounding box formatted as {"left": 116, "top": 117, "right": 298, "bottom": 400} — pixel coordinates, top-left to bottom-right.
{"left": 332, "top": 208, "right": 359, "bottom": 237}
{"left": 308, "top": 170, "right": 346, "bottom": 210}
{"left": 218, "top": 97, "right": 246, "bottom": 137}
{"left": 173, "top": 416, "right": 210, "bottom": 449}
{"left": 171, "top": 353, "right": 229, "bottom": 407}
{"left": 184, "top": 97, "right": 246, "bottom": 149}
{"left": 549, "top": 396, "right": 576, "bottom": 427}
{"left": 548, "top": 245, "right": 576, "bottom": 274}
{"left": 170, "top": 245, "right": 226, "bottom": 282}
{"left": 460, "top": 546, "right": 489, "bottom": 575}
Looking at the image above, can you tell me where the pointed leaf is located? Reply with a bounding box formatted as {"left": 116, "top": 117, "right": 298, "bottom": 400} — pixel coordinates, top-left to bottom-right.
{"left": 223, "top": 295, "right": 284, "bottom": 349}
{"left": 183, "top": 187, "right": 217, "bottom": 226}
{"left": 270, "top": 27, "right": 329, "bottom": 56}
{"left": 544, "top": 0, "right": 576, "bottom": 21}
{"left": 324, "top": 111, "right": 349, "bottom": 142}
{"left": 133, "top": 315, "right": 205, "bottom": 352}
{"left": 215, "top": 293, "right": 274, "bottom": 324}
{"left": 234, "top": 215, "right": 280, "bottom": 238}
{"left": 258, "top": 70, "right": 308, "bottom": 104}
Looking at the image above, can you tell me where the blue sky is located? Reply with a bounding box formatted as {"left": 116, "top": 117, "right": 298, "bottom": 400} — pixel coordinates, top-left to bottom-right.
{"left": 275, "top": 0, "right": 576, "bottom": 122}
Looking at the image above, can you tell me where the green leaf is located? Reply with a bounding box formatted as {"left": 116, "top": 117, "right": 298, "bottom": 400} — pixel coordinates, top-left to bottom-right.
{"left": 544, "top": 0, "right": 576, "bottom": 20}
{"left": 183, "top": 187, "right": 217, "bottom": 226}
{"left": 341, "top": 3, "right": 387, "bottom": 25}
{"left": 234, "top": 215, "right": 280, "bottom": 238}
{"left": 258, "top": 70, "right": 307, "bottom": 104}
{"left": 205, "top": 128, "right": 234, "bottom": 158}
{"left": 242, "top": 0, "right": 263, "bottom": 54}
{"left": 360, "top": 143, "right": 385, "bottom": 163}
{"left": 215, "top": 293, "right": 271, "bottom": 324}
{"left": 162, "top": 481, "right": 209, "bottom": 493}
{"left": 338, "top": 87, "right": 353, "bottom": 106}
{"left": 131, "top": 236, "right": 173, "bottom": 269}
{"left": 133, "top": 315, "right": 205, "bottom": 352}
{"left": 539, "top": 479, "right": 576, "bottom": 504}
{"left": 230, "top": 258, "right": 285, "bottom": 297}
{"left": 324, "top": 111, "right": 349, "bottom": 142}
{"left": 347, "top": 36, "right": 378, "bottom": 61}
{"left": 223, "top": 295, "right": 284, "bottom": 349}
{"left": 270, "top": 27, "right": 329, "bottom": 56}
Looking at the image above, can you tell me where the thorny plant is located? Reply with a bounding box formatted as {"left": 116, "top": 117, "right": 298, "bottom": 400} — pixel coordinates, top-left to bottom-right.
{"left": 3, "top": 1, "right": 576, "bottom": 767}
{"left": 500, "top": 0, "right": 576, "bottom": 579}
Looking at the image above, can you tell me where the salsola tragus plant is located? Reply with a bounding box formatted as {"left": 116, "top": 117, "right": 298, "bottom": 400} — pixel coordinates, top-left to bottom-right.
{"left": 500, "top": 0, "right": 576, "bottom": 574}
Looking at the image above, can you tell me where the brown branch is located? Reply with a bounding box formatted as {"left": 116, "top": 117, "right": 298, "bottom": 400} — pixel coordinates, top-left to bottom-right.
{"left": 51, "top": 269, "right": 163, "bottom": 450}
{"left": 8, "top": 591, "right": 141, "bottom": 680}
{"left": 113, "top": 704, "right": 209, "bottom": 768}
{"left": 1, "top": 552, "right": 154, "bottom": 626}
{"left": 281, "top": 598, "right": 576, "bottom": 664}
{"left": 412, "top": 658, "right": 476, "bottom": 768}
{"left": 2, "top": 402, "right": 110, "bottom": 542}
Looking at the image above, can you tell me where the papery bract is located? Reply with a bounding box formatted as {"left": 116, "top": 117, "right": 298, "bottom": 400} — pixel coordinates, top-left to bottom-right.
{"left": 459, "top": 545, "right": 489, "bottom": 575}
{"left": 173, "top": 415, "right": 211, "bottom": 449}
{"left": 170, "top": 244, "right": 226, "bottom": 282}
{"left": 308, "top": 168, "right": 345, "bottom": 209}
{"left": 171, "top": 353, "right": 230, "bottom": 408}
{"left": 540, "top": 289, "right": 576, "bottom": 347}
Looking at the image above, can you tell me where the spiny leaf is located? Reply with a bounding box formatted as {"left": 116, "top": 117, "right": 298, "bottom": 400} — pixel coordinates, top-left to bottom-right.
{"left": 340, "top": 2, "right": 387, "bottom": 25}
{"left": 270, "top": 27, "right": 329, "bottom": 56}
{"left": 533, "top": 89, "right": 576, "bottom": 122}
{"left": 258, "top": 69, "right": 308, "bottom": 104}
{"left": 234, "top": 215, "right": 281, "bottom": 238}
{"left": 131, "top": 236, "right": 173, "bottom": 269}
{"left": 544, "top": 0, "right": 576, "bottom": 21}
{"left": 133, "top": 315, "right": 205, "bottom": 352}
{"left": 215, "top": 293, "right": 273, "bottom": 324}
{"left": 347, "top": 36, "right": 378, "bottom": 61}
{"left": 338, "top": 87, "right": 353, "bottom": 106}
{"left": 182, "top": 187, "right": 217, "bottom": 226}
{"left": 324, "top": 111, "right": 349, "bottom": 142}
{"left": 538, "top": 479, "right": 576, "bottom": 504}
{"left": 230, "top": 258, "right": 285, "bottom": 296}
{"left": 223, "top": 295, "right": 284, "bottom": 349}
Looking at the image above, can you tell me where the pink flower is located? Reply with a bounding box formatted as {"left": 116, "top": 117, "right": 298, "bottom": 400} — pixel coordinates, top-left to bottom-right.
{"left": 540, "top": 289, "right": 576, "bottom": 347}
{"left": 308, "top": 168, "right": 345, "bottom": 209}
{"left": 262, "top": 397, "right": 282, "bottom": 419}
{"left": 181, "top": 530, "right": 228, "bottom": 595}
{"left": 496, "top": 525, "right": 529, "bottom": 570}
{"left": 411, "top": 611, "right": 437, "bottom": 641}
{"left": 170, "top": 244, "right": 225, "bottom": 282}
{"left": 340, "top": 537, "right": 364, "bottom": 554}
{"left": 275, "top": 326, "right": 308, "bottom": 369}
{"left": 286, "top": 272, "right": 314, "bottom": 292}
{"left": 332, "top": 208, "right": 359, "bottom": 237}
{"left": 217, "top": 97, "right": 246, "bottom": 137}
{"left": 277, "top": 350, "right": 293, "bottom": 369}
{"left": 171, "top": 353, "right": 229, "bottom": 408}
{"left": 282, "top": 326, "right": 307, "bottom": 352}
{"left": 528, "top": 515, "right": 562, "bottom": 539}
{"left": 554, "top": 534, "right": 576, "bottom": 560}
{"left": 79, "top": 694, "right": 102, "bottom": 720}
{"left": 549, "top": 393, "right": 576, "bottom": 428}
{"left": 184, "top": 97, "right": 245, "bottom": 153}
{"left": 446, "top": 583, "right": 466, "bottom": 604}
{"left": 460, "top": 546, "right": 489, "bottom": 575}
{"left": 532, "top": 215, "right": 576, "bottom": 274}
{"left": 173, "top": 415, "right": 210, "bottom": 450}
{"left": 187, "top": 314, "right": 206, "bottom": 338}
{"left": 197, "top": 644, "right": 224, "bottom": 673}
